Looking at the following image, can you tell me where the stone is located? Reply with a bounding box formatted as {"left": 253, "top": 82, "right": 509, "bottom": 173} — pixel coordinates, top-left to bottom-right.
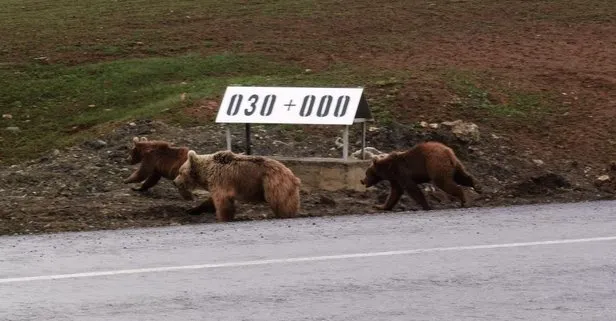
{"left": 440, "top": 120, "right": 480, "bottom": 143}
{"left": 351, "top": 147, "right": 385, "bottom": 160}
{"left": 318, "top": 195, "right": 337, "bottom": 206}
{"left": 532, "top": 159, "right": 544, "bottom": 166}
{"left": 85, "top": 139, "right": 107, "bottom": 150}
{"left": 596, "top": 175, "right": 610, "bottom": 182}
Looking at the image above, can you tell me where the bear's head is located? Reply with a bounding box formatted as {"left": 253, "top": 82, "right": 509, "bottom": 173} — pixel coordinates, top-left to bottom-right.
{"left": 360, "top": 154, "right": 391, "bottom": 188}
{"left": 174, "top": 150, "right": 201, "bottom": 193}
{"left": 127, "top": 137, "right": 149, "bottom": 165}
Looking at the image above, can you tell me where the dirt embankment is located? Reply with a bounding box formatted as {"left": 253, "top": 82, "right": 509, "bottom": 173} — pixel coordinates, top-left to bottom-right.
{"left": 1, "top": 119, "right": 614, "bottom": 236}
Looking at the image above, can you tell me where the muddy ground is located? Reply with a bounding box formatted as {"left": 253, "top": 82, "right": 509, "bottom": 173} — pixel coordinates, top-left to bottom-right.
{"left": 1, "top": 119, "right": 614, "bottom": 235}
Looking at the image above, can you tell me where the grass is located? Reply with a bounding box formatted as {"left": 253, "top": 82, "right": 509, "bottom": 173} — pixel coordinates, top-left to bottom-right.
{"left": 0, "top": 0, "right": 612, "bottom": 164}
{"left": 0, "top": 53, "right": 406, "bottom": 164}
{"left": 443, "top": 69, "right": 554, "bottom": 120}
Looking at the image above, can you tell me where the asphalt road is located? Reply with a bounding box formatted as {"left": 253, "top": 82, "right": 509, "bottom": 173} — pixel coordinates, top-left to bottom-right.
{"left": 2, "top": 200, "right": 616, "bottom": 321}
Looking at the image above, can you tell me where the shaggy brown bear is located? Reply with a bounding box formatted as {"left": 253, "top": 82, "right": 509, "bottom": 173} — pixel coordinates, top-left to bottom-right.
{"left": 360, "top": 141, "right": 481, "bottom": 211}
{"left": 173, "top": 150, "right": 301, "bottom": 222}
{"left": 124, "top": 137, "right": 193, "bottom": 200}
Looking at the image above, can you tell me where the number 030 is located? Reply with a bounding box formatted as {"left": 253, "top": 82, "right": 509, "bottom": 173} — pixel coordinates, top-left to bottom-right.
{"left": 226, "top": 94, "right": 276, "bottom": 117}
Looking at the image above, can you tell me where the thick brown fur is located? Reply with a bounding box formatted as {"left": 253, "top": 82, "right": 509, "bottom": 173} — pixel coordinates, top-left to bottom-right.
{"left": 173, "top": 150, "right": 302, "bottom": 222}
{"left": 360, "top": 141, "right": 481, "bottom": 211}
{"left": 124, "top": 137, "right": 193, "bottom": 200}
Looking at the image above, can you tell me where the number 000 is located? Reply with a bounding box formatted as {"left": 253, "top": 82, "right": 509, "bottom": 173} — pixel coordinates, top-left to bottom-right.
{"left": 300, "top": 95, "right": 351, "bottom": 118}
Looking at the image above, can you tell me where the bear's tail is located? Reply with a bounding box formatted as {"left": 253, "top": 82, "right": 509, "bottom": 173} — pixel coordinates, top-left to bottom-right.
{"left": 447, "top": 149, "right": 482, "bottom": 193}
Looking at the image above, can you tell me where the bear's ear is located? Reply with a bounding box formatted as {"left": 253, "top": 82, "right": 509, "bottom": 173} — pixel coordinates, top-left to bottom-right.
{"left": 371, "top": 154, "right": 384, "bottom": 164}
{"left": 371, "top": 154, "right": 389, "bottom": 167}
{"left": 187, "top": 150, "right": 197, "bottom": 163}
{"left": 139, "top": 137, "right": 148, "bottom": 142}
{"left": 132, "top": 137, "right": 140, "bottom": 144}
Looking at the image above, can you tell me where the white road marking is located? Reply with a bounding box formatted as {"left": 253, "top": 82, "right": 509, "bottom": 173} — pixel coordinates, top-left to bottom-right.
{"left": 2, "top": 235, "right": 615, "bottom": 284}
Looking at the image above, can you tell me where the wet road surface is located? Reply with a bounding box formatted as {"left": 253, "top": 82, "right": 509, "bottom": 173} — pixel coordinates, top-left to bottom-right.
{"left": 2, "top": 200, "right": 616, "bottom": 320}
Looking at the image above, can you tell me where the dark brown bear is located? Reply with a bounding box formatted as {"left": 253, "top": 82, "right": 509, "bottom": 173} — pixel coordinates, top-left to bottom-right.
{"left": 360, "top": 141, "right": 481, "bottom": 211}
{"left": 123, "top": 137, "right": 193, "bottom": 200}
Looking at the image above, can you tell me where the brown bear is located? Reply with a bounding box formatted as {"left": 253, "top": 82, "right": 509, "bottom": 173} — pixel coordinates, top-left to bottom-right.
{"left": 360, "top": 141, "right": 481, "bottom": 211}
{"left": 124, "top": 137, "right": 194, "bottom": 200}
{"left": 173, "top": 149, "right": 301, "bottom": 222}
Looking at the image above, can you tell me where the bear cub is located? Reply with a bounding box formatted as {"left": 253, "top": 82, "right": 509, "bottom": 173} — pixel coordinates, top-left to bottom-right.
{"left": 124, "top": 137, "right": 194, "bottom": 200}
{"left": 360, "top": 141, "right": 481, "bottom": 211}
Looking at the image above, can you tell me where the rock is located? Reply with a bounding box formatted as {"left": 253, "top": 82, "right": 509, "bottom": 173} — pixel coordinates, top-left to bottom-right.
{"left": 428, "top": 123, "right": 439, "bottom": 129}
{"left": 5, "top": 126, "right": 20, "bottom": 132}
{"left": 129, "top": 122, "right": 136, "bottom": 127}
{"left": 419, "top": 121, "right": 428, "bottom": 128}
{"left": 334, "top": 137, "right": 344, "bottom": 149}
{"left": 2, "top": 114, "right": 12, "bottom": 119}
{"left": 368, "top": 126, "right": 379, "bottom": 132}
{"left": 594, "top": 174, "right": 614, "bottom": 193}
{"left": 318, "top": 195, "right": 337, "bottom": 206}
{"left": 440, "top": 120, "right": 480, "bottom": 143}
{"left": 351, "top": 147, "right": 385, "bottom": 160}
{"left": 532, "top": 159, "right": 544, "bottom": 166}
{"left": 272, "top": 140, "right": 290, "bottom": 146}
{"left": 85, "top": 139, "right": 107, "bottom": 150}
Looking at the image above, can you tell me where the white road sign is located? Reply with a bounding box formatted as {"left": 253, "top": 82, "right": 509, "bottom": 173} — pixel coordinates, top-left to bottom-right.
{"left": 215, "top": 86, "right": 365, "bottom": 125}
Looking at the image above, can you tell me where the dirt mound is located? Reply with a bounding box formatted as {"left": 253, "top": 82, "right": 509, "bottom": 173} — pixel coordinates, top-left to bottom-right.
{"left": 0, "top": 119, "right": 613, "bottom": 235}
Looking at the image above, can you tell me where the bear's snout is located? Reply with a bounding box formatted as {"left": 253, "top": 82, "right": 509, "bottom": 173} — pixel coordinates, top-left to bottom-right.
{"left": 173, "top": 177, "right": 181, "bottom": 187}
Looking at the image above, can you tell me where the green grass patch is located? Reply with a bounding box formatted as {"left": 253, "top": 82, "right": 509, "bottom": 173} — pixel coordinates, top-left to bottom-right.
{"left": 0, "top": 53, "right": 404, "bottom": 164}
{"left": 443, "top": 69, "right": 554, "bottom": 120}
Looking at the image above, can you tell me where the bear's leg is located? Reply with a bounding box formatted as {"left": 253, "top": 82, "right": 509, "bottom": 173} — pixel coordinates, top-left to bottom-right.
{"left": 213, "top": 193, "right": 236, "bottom": 222}
{"left": 186, "top": 197, "right": 216, "bottom": 215}
{"left": 263, "top": 177, "right": 300, "bottom": 219}
{"left": 123, "top": 164, "right": 153, "bottom": 184}
{"left": 378, "top": 181, "right": 403, "bottom": 211}
{"left": 402, "top": 181, "right": 432, "bottom": 210}
{"left": 132, "top": 173, "right": 162, "bottom": 191}
{"left": 268, "top": 194, "right": 299, "bottom": 219}
{"left": 434, "top": 177, "right": 468, "bottom": 208}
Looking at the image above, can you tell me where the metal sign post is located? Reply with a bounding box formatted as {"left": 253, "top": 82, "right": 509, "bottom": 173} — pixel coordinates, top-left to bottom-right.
{"left": 244, "top": 123, "right": 252, "bottom": 155}
{"left": 361, "top": 121, "right": 367, "bottom": 160}
{"left": 342, "top": 125, "right": 349, "bottom": 161}
{"left": 225, "top": 126, "right": 232, "bottom": 151}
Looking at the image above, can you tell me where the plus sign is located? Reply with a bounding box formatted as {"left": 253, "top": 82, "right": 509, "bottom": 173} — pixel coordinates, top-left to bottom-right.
{"left": 284, "top": 100, "right": 296, "bottom": 111}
